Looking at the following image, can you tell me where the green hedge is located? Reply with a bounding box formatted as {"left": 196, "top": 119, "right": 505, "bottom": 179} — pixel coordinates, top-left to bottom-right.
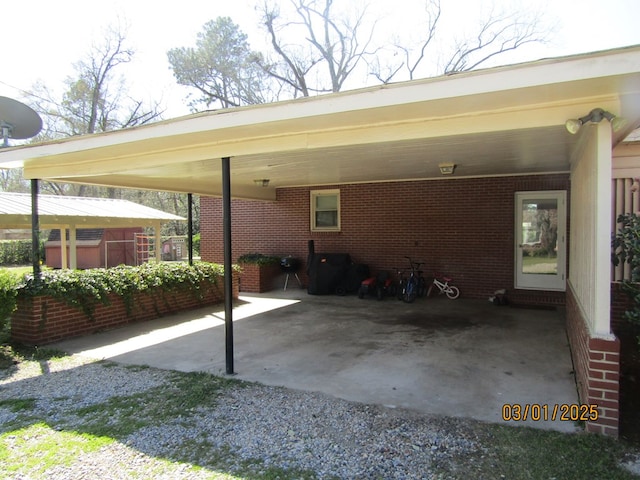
{"left": 237, "top": 253, "right": 281, "bottom": 266}
{"left": 612, "top": 213, "right": 640, "bottom": 343}
{"left": 0, "top": 240, "right": 45, "bottom": 266}
{"left": 0, "top": 270, "right": 20, "bottom": 342}
{"left": 18, "top": 261, "right": 229, "bottom": 321}
{"left": 192, "top": 233, "right": 200, "bottom": 255}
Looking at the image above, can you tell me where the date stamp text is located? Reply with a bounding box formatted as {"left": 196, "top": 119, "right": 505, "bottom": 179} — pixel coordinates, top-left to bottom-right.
{"left": 501, "top": 404, "right": 599, "bottom": 422}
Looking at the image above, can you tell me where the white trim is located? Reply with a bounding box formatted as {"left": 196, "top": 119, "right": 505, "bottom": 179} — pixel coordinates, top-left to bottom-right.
{"left": 514, "top": 190, "right": 567, "bottom": 291}
{"left": 310, "top": 189, "right": 341, "bottom": 232}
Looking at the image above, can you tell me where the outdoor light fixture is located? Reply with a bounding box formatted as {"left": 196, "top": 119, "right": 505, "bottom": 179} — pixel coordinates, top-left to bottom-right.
{"left": 565, "top": 108, "right": 625, "bottom": 134}
{"left": 253, "top": 179, "right": 270, "bottom": 187}
{"left": 438, "top": 163, "right": 456, "bottom": 175}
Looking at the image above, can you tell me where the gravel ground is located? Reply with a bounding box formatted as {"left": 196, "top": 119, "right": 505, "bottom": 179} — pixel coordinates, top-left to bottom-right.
{"left": 0, "top": 355, "right": 486, "bottom": 479}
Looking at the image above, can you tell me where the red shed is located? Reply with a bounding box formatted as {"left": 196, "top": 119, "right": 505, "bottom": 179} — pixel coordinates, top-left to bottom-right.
{"left": 0, "top": 192, "right": 184, "bottom": 269}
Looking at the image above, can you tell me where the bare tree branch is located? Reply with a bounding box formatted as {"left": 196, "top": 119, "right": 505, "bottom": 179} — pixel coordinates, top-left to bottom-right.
{"left": 258, "top": 0, "right": 377, "bottom": 96}
{"left": 443, "top": 6, "right": 549, "bottom": 74}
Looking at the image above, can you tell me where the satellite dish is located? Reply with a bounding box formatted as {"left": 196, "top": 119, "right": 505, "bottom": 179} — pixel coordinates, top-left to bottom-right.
{"left": 0, "top": 96, "right": 43, "bottom": 147}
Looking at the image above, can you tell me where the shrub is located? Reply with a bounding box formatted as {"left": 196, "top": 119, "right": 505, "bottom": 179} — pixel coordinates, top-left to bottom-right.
{"left": 0, "top": 270, "right": 20, "bottom": 342}
{"left": 19, "top": 262, "right": 227, "bottom": 321}
{"left": 0, "top": 239, "right": 46, "bottom": 266}
{"left": 192, "top": 233, "right": 200, "bottom": 255}
{"left": 237, "top": 253, "right": 281, "bottom": 266}
{"left": 612, "top": 212, "right": 640, "bottom": 345}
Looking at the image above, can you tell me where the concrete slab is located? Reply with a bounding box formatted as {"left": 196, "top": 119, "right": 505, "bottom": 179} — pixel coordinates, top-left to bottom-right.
{"left": 52, "top": 289, "right": 580, "bottom": 432}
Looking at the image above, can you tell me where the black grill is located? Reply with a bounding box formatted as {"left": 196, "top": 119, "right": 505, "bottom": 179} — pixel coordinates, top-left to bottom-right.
{"left": 280, "top": 256, "right": 300, "bottom": 272}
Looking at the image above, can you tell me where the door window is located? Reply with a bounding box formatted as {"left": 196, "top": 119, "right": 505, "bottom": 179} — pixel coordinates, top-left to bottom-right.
{"left": 515, "top": 191, "right": 566, "bottom": 291}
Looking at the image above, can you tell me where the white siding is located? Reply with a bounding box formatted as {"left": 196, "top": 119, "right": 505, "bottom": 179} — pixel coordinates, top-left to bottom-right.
{"left": 569, "top": 122, "right": 613, "bottom": 336}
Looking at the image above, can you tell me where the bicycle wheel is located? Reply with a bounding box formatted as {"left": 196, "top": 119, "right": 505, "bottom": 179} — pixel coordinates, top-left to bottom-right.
{"left": 446, "top": 285, "right": 460, "bottom": 299}
{"left": 403, "top": 278, "right": 417, "bottom": 303}
{"left": 426, "top": 282, "right": 435, "bottom": 298}
{"left": 417, "top": 277, "right": 427, "bottom": 297}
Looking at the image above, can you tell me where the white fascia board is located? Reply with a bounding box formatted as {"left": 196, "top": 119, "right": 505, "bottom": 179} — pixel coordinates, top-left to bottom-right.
{"left": 2, "top": 46, "right": 639, "bottom": 166}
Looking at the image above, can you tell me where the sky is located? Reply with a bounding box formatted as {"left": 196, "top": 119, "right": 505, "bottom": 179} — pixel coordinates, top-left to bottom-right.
{"left": 1, "top": 0, "right": 639, "bottom": 120}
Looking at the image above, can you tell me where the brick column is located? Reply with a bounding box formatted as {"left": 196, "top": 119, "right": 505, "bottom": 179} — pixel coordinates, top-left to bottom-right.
{"left": 566, "top": 287, "right": 620, "bottom": 436}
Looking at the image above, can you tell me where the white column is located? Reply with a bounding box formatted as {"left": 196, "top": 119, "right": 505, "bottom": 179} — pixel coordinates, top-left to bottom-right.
{"left": 594, "top": 121, "right": 613, "bottom": 336}
{"left": 60, "top": 228, "right": 68, "bottom": 269}
{"left": 69, "top": 225, "right": 77, "bottom": 269}
{"left": 155, "top": 222, "right": 162, "bottom": 262}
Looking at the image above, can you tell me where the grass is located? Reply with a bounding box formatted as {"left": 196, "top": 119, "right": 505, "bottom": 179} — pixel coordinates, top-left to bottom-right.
{"left": 0, "top": 346, "right": 638, "bottom": 479}
{"left": 522, "top": 255, "right": 557, "bottom": 274}
{"left": 0, "top": 423, "right": 113, "bottom": 476}
{"left": 0, "top": 265, "right": 50, "bottom": 279}
{"left": 0, "top": 344, "right": 67, "bottom": 370}
{"left": 437, "top": 423, "right": 640, "bottom": 479}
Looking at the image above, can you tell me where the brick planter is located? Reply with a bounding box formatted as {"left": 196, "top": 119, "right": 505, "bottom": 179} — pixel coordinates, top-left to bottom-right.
{"left": 11, "top": 279, "right": 239, "bottom": 346}
{"left": 238, "top": 263, "right": 282, "bottom": 293}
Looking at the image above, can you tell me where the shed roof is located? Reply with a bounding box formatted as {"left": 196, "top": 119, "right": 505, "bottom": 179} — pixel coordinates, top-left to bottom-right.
{"left": 0, "top": 192, "right": 184, "bottom": 229}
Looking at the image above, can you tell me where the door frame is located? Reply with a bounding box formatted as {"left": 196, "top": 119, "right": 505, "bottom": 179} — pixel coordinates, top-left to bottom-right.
{"left": 514, "top": 190, "right": 567, "bottom": 291}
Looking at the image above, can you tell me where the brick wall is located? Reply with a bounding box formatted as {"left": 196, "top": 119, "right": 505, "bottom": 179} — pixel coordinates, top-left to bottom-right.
{"left": 11, "top": 279, "right": 238, "bottom": 345}
{"left": 567, "top": 286, "right": 620, "bottom": 436}
{"left": 201, "top": 174, "right": 569, "bottom": 304}
{"left": 237, "top": 263, "right": 283, "bottom": 293}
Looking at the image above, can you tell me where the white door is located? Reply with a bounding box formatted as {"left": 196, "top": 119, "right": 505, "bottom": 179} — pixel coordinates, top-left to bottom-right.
{"left": 515, "top": 191, "right": 566, "bottom": 291}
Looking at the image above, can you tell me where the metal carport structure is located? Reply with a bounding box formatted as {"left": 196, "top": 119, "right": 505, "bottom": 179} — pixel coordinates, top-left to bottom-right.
{"left": 1, "top": 46, "right": 640, "bottom": 432}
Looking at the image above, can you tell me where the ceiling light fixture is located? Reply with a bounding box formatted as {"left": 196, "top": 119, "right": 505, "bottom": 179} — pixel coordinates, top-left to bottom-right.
{"left": 438, "top": 163, "right": 456, "bottom": 175}
{"left": 253, "top": 179, "right": 270, "bottom": 187}
{"left": 565, "top": 108, "right": 625, "bottom": 134}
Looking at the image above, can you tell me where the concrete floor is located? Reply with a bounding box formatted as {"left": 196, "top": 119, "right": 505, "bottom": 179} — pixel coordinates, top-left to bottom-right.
{"left": 53, "top": 288, "right": 580, "bottom": 432}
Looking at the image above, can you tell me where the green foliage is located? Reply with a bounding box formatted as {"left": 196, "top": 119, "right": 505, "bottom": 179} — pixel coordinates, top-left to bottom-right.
{"left": 167, "top": 16, "right": 270, "bottom": 109}
{"left": 0, "top": 270, "right": 20, "bottom": 341}
{"left": 237, "top": 253, "right": 281, "bottom": 266}
{"left": 0, "top": 240, "right": 45, "bottom": 267}
{"left": 18, "top": 262, "right": 224, "bottom": 321}
{"left": 612, "top": 213, "right": 640, "bottom": 342}
{"left": 192, "top": 233, "right": 200, "bottom": 255}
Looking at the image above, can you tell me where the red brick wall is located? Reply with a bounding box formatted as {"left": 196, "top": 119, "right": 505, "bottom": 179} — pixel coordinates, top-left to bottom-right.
{"left": 567, "top": 286, "right": 620, "bottom": 436}
{"left": 201, "top": 174, "right": 569, "bottom": 304}
{"left": 611, "top": 282, "right": 633, "bottom": 332}
{"left": 11, "top": 279, "right": 238, "bottom": 345}
{"left": 238, "top": 263, "right": 283, "bottom": 293}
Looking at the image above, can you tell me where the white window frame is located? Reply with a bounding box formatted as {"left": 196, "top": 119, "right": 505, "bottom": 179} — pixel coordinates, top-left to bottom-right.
{"left": 310, "top": 189, "right": 341, "bottom": 232}
{"left": 514, "top": 190, "right": 566, "bottom": 291}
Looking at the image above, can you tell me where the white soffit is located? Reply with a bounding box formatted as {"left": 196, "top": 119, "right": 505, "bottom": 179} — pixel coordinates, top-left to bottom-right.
{"left": 0, "top": 46, "right": 638, "bottom": 200}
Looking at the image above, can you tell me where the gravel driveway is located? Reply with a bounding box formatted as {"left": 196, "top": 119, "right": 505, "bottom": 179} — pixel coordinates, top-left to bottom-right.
{"left": 0, "top": 355, "right": 487, "bottom": 479}
{"left": 2, "top": 355, "right": 638, "bottom": 480}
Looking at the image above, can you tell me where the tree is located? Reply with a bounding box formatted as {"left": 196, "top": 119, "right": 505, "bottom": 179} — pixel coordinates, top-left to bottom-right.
{"left": 2, "top": 25, "right": 193, "bottom": 236}
{"left": 33, "top": 24, "right": 163, "bottom": 141}
{"left": 370, "top": 0, "right": 551, "bottom": 82}
{"left": 258, "top": 0, "right": 377, "bottom": 97}
{"left": 169, "top": 1, "right": 552, "bottom": 106}
{"left": 167, "top": 17, "right": 271, "bottom": 109}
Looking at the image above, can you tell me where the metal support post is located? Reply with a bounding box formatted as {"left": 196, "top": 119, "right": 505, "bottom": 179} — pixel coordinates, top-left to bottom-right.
{"left": 30, "top": 179, "right": 41, "bottom": 280}
{"left": 222, "top": 157, "right": 234, "bottom": 375}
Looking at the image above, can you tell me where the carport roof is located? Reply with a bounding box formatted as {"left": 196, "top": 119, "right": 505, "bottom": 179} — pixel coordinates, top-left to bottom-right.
{"left": 1, "top": 45, "right": 640, "bottom": 201}
{"left": 0, "top": 192, "right": 184, "bottom": 229}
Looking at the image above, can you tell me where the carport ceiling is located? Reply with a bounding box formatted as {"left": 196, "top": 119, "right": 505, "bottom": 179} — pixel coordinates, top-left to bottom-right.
{"left": 1, "top": 46, "right": 640, "bottom": 201}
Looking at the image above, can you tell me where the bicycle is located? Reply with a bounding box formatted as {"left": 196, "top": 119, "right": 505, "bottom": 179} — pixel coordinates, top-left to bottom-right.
{"left": 401, "top": 257, "right": 427, "bottom": 303}
{"left": 427, "top": 273, "right": 460, "bottom": 299}
{"left": 394, "top": 266, "right": 405, "bottom": 301}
